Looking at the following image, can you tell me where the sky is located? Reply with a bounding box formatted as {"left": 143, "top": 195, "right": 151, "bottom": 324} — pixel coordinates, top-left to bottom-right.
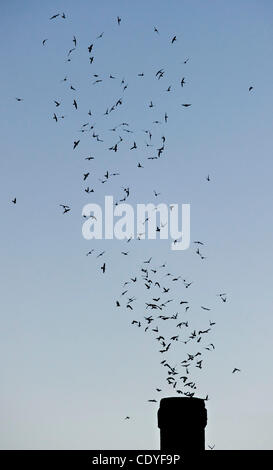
{"left": 0, "top": 0, "right": 273, "bottom": 450}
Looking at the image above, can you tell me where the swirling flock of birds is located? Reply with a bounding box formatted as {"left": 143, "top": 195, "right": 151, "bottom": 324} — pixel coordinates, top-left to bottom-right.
{"left": 13, "top": 11, "right": 250, "bottom": 429}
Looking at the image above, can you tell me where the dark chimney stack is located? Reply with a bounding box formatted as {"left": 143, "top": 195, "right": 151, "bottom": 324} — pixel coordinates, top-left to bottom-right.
{"left": 158, "top": 397, "right": 207, "bottom": 452}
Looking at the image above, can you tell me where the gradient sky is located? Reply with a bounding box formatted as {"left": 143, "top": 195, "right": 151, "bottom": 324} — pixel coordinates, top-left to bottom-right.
{"left": 1, "top": 0, "right": 273, "bottom": 450}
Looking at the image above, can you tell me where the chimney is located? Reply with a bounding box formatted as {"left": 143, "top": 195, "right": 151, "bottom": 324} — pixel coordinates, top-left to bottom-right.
{"left": 158, "top": 397, "right": 207, "bottom": 452}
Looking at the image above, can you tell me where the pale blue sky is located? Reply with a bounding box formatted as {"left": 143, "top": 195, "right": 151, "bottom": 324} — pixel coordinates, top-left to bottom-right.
{"left": 0, "top": 0, "right": 273, "bottom": 449}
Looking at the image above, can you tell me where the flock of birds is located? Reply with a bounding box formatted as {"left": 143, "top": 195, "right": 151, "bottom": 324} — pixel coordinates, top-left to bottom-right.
{"left": 12, "top": 11, "right": 251, "bottom": 448}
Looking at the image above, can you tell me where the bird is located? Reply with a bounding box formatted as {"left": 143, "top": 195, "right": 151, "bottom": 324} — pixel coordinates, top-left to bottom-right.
{"left": 54, "top": 101, "right": 60, "bottom": 107}
{"left": 117, "top": 16, "right": 121, "bottom": 25}
{"left": 249, "top": 86, "right": 254, "bottom": 92}
{"left": 124, "top": 416, "right": 130, "bottom": 420}
{"left": 42, "top": 39, "right": 48, "bottom": 45}
{"left": 181, "top": 77, "right": 186, "bottom": 87}
{"left": 154, "top": 26, "right": 159, "bottom": 33}
{"left": 15, "top": 97, "right": 23, "bottom": 102}
{"left": 206, "top": 174, "right": 210, "bottom": 181}
{"left": 12, "top": 198, "right": 16, "bottom": 204}
{"left": 232, "top": 368, "right": 241, "bottom": 373}
{"left": 50, "top": 14, "right": 60, "bottom": 20}
{"left": 171, "top": 35, "right": 177, "bottom": 43}
{"left": 85, "top": 187, "right": 94, "bottom": 194}
{"left": 182, "top": 104, "right": 191, "bottom": 107}
{"left": 73, "top": 140, "right": 80, "bottom": 149}
{"left": 73, "top": 99, "right": 78, "bottom": 109}
{"left": 101, "top": 263, "right": 106, "bottom": 273}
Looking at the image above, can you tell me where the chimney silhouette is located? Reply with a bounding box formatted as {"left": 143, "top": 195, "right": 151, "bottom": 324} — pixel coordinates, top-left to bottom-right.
{"left": 158, "top": 397, "right": 207, "bottom": 451}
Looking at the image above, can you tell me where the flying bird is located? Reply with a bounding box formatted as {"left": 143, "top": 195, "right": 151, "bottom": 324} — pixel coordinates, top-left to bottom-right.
{"left": 60, "top": 204, "right": 71, "bottom": 214}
